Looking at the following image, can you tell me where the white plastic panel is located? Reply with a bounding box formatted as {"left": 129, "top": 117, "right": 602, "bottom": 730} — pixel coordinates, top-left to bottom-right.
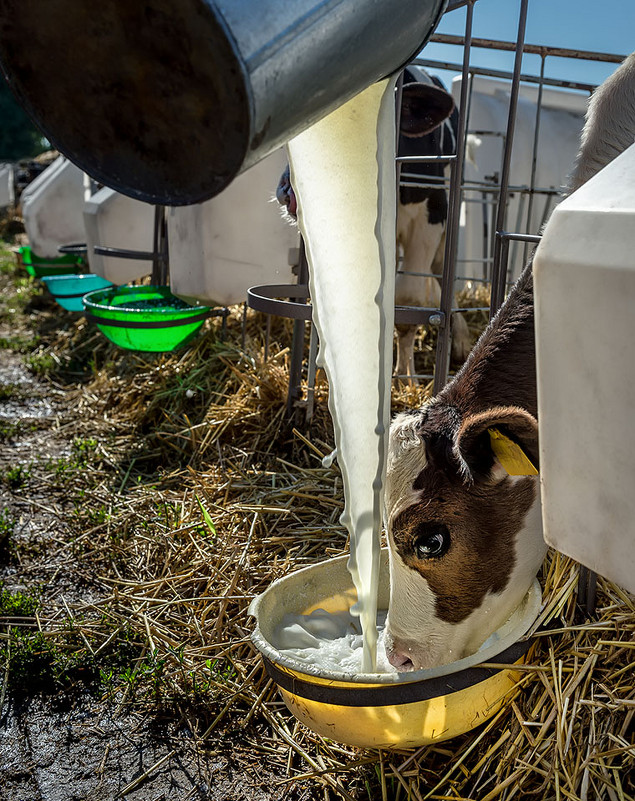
{"left": 168, "top": 147, "right": 298, "bottom": 307}
{"left": 454, "top": 76, "right": 586, "bottom": 282}
{"left": 534, "top": 142, "right": 635, "bottom": 594}
{"left": 84, "top": 187, "right": 155, "bottom": 284}
{"left": 0, "top": 163, "right": 14, "bottom": 208}
{"left": 22, "top": 156, "right": 86, "bottom": 257}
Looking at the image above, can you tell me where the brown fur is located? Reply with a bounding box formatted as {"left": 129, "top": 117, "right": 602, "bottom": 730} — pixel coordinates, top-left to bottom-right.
{"left": 391, "top": 472, "right": 536, "bottom": 623}
{"left": 388, "top": 261, "right": 540, "bottom": 622}
{"left": 442, "top": 262, "right": 537, "bottom": 418}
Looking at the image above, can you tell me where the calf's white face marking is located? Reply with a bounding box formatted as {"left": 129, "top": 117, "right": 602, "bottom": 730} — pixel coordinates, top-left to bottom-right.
{"left": 384, "top": 408, "right": 546, "bottom": 671}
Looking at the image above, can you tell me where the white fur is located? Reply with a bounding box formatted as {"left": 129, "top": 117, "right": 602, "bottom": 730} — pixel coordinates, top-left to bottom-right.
{"left": 569, "top": 53, "right": 635, "bottom": 193}
{"left": 395, "top": 199, "right": 472, "bottom": 380}
{"left": 384, "top": 470, "right": 546, "bottom": 671}
{"left": 384, "top": 410, "right": 430, "bottom": 523}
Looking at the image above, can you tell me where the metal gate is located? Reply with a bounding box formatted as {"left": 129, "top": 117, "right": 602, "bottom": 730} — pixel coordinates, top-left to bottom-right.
{"left": 247, "top": 0, "right": 625, "bottom": 422}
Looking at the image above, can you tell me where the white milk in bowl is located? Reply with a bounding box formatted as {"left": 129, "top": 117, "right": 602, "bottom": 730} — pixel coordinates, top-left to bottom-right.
{"left": 274, "top": 608, "right": 398, "bottom": 675}
{"left": 287, "top": 76, "right": 397, "bottom": 672}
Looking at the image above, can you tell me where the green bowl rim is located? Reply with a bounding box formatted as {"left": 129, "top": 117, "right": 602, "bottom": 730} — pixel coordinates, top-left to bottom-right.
{"left": 82, "top": 285, "right": 212, "bottom": 317}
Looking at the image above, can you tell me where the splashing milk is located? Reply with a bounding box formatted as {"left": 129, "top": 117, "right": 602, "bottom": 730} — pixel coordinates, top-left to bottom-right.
{"left": 287, "top": 77, "right": 397, "bottom": 672}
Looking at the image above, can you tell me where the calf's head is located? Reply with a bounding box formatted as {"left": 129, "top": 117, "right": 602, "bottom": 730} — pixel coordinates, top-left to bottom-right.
{"left": 384, "top": 402, "right": 546, "bottom": 671}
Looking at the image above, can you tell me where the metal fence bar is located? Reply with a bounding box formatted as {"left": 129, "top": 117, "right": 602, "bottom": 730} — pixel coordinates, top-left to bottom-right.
{"left": 415, "top": 58, "right": 600, "bottom": 94}
{"left": 432, "top": 0, "right": 476, "bottom": 394}
{"left": 489, "top": 0, "right": 529, "bottom": 316}
{"left": 429, "top": 32, "right": 626, "bottom": 65}
{"left": 523, "top": 52, "right": 547, "bottom": 266}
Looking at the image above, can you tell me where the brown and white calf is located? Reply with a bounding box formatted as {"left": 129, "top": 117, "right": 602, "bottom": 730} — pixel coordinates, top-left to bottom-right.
{"left": 384, "top": 264, "right": 545, "bottom": 669}
{"left": 276, "top": 68, "right": 472, "bottom": 380}
{"left": 384, "top": 51, "right": 635, "bottom": 671}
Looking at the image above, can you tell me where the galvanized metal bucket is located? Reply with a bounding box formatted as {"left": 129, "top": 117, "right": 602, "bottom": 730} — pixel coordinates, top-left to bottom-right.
{"left": 0, "top": 0, "right": 447, "bottom": 205}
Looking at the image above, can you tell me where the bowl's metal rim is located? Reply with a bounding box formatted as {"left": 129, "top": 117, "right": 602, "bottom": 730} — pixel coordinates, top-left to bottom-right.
{"left": 249, "top": 552, "right": 542, "bottom": 688}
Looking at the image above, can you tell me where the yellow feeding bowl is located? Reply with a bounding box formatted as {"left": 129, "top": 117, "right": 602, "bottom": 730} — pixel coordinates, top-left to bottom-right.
{"left": 249, "top": 550, "right": 541, "bottom": 749}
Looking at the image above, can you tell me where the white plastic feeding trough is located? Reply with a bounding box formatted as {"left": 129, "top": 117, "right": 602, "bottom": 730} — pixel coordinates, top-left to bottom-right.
{"left": 21, "top": 156, "right": 86, "bottom": 258}
{"left": 168, "top": 147, "right": 299, "bottom": 307}
{"left": 534, "top": 142, "right": 635, "bottom": 594}
{"left": 84, "top": 187, "right": 155, "bottom": 284}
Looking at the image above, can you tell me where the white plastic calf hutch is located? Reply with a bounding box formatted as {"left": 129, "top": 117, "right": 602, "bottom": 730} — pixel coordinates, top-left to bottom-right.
{"left": 168, "top": 147, "right": 299, "bottom": 307}
{"left": 453, "top": 75, "right": 586, "bottom": 283}
{"left": 21, "top": 156, "right": 86, "bottom": 258}
{"left": 534, "top": 142, "right": 635, "bottom": 596}
{"left": 0, "top": 163, "right": 14, "bottom": 208}
{"left": 83, "top": 186, "right": 155, "bottom": 284}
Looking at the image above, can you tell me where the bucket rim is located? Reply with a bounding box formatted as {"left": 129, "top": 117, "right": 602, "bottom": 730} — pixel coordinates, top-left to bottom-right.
{"left": 249, "top": 551, "right": 542, "bottom": 687}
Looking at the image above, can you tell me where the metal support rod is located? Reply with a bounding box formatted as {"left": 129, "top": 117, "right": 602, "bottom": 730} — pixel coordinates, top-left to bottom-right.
{"left": 241, "top": 302, "right": 248, "bottom": 351}
{"left": 432, "top": 0, "right": 475, "bottom": 395}
{"left": 150, "top": 205, "right": 169, "bottom": 286}
{"left": 524, "top": 52, "right": 547, "bottom": 266}
{"left": 481, "top": 190, "right": 489, "bottom": 281}
{"left": 264, "top": 314, "right": 271, "bottom": 362}
{"left": 577, "top": 566, "right": 598, "bottom": 619}
{"left": 490, "top": 0, "right": 529, "bottom": 316}
{"left": 494, "top": 232, "right": 541, "bottom": 303}
{"left": 286, "top": 238, "right": 310, "bottom": 419}
{"left": 305, "top": 323, "right": 319, "bottom": 423}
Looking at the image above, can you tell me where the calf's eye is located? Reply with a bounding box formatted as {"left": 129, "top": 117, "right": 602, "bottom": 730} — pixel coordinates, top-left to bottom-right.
{"left": 413, "top": 523, "right": 450, "bottom": 559}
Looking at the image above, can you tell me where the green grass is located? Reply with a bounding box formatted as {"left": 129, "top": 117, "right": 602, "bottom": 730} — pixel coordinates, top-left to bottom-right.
{"left": 23, "top": 351, "right": 56, "bottom": 375}
{"left": 0, "top": 383, "right": 21, "bottom": 401}
{"left": 0, "top": 586, "right": 38, "bottom": 617}
{"left": 0, "top": 508, "right": 16, "bottom": 548}
{"left": 0, "top": 334, "right": 41, "bottom": 352}
{"left": 2, "top": 464, "right": 30, "bottom": 489}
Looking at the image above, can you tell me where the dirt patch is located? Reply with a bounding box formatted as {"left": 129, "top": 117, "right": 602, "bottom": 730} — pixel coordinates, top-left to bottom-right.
{"left": 1, "top": 693, "right": 268, "bottom": 801}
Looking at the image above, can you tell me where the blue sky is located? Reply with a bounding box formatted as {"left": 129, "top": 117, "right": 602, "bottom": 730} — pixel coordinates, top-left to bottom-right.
{"left": 420, "top": 0, "right": 634, "bottom": 91}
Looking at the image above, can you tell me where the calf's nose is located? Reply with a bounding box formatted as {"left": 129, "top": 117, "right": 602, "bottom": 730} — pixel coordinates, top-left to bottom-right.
{"left": 386, "top": 645, "right": 415, "bottom": 671}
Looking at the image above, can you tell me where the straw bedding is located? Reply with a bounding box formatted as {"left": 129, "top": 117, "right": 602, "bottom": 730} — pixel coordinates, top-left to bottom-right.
{"left": 0, "top": 267, "right": 633, "bottom": 800}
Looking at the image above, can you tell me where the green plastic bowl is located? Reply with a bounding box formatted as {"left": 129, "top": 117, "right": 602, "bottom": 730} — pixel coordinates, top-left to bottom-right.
{"left": 41, "top": 273, "right": 113, "bottom": 312}
{"left": 82, "top": 285, "right": 213, "bottom": 352}
{"left": 19, "top": 245, "right": 84, "bottom": 278}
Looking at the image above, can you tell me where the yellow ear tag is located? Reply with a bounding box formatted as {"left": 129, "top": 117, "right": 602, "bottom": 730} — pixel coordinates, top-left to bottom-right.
{"left": 488, "top": 428, "right": 538, "bottom": 476}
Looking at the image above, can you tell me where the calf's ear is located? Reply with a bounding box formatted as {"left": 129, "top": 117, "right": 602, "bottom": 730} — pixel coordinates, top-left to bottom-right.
{"left": 455, "top": 406, "right": 539, "bottom": 482}
{"left": 399, "top": 83, "right": 455, "bottom": 138}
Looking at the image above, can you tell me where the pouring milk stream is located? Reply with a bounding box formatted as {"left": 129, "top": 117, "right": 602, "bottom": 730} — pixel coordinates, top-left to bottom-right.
{"left": 287, "top": 77, "right": 397, "bottom": 672}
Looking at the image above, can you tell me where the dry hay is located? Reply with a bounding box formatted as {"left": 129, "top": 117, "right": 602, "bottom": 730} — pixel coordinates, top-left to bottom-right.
{"left": 1, "top": 276, "right": 633, "bottom": 800}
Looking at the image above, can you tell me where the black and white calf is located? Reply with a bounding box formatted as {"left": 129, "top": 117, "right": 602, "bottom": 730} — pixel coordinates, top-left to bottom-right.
{"left": 275, "top": 68, "right": 472, "bottom": 380}
{"left": 383, "top": 52, "right": 635, "bottom": 671}
{"left": 394, "top": 67, "right": 472, "bottom": 377}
